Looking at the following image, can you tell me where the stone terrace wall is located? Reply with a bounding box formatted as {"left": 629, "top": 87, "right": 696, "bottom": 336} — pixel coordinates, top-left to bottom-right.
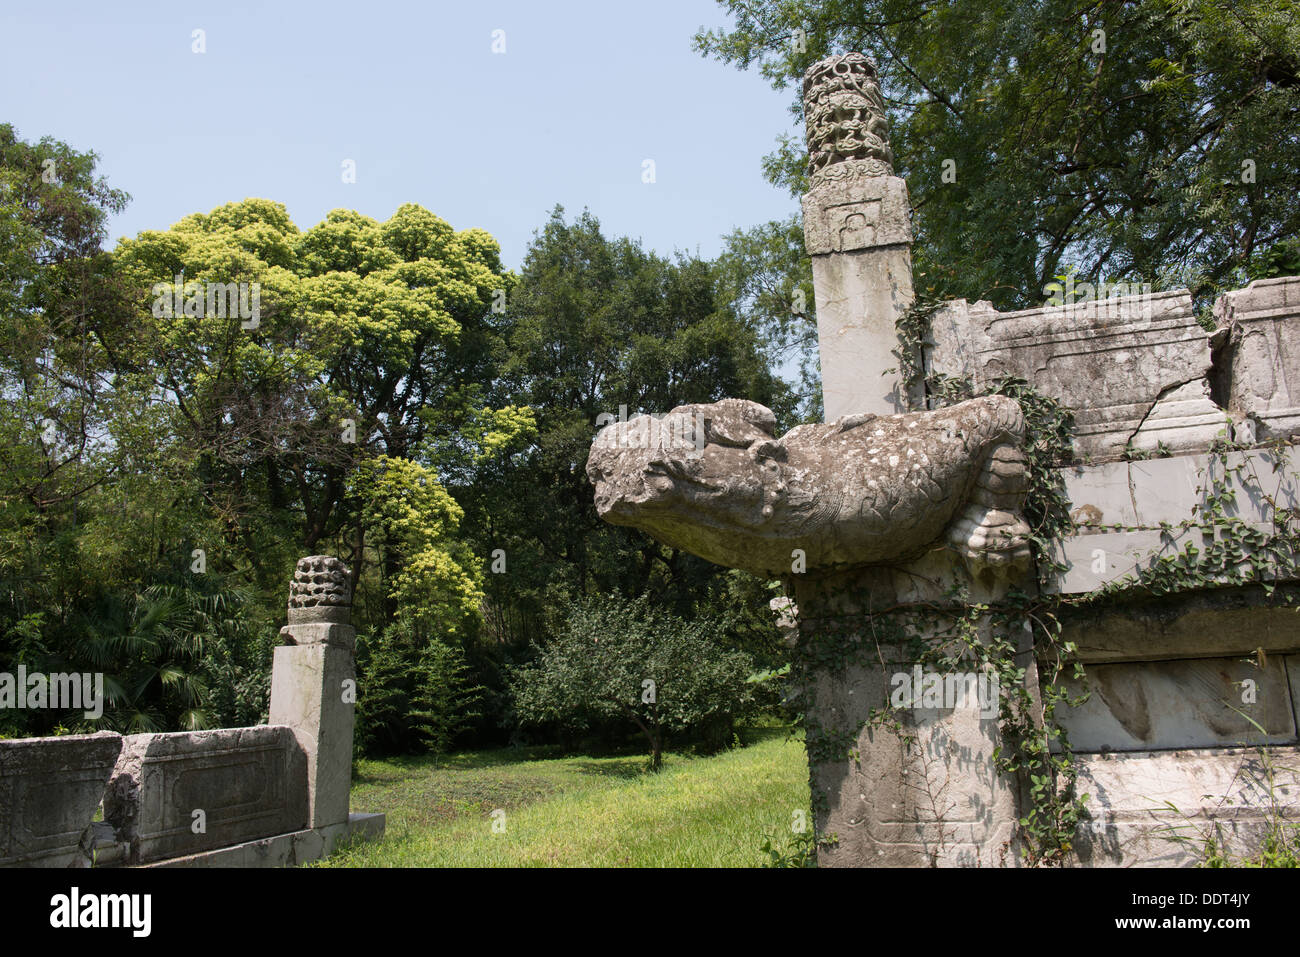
{"left": 929, "top": 275, "right": 1300, "bottom": 866}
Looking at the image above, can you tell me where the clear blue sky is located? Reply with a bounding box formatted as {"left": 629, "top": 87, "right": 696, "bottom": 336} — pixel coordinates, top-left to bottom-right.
{"left": 0, "top": 0, "right": 799, "bottom": 271}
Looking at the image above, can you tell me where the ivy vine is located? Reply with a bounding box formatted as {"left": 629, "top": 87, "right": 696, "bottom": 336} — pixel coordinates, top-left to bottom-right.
{"left": 876, "top": 296, "right": 1300, "bottom": 866}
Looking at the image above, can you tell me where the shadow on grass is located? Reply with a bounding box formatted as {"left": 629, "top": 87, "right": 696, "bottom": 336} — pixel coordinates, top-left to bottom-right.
{"left": 569, "top": 756, "right": 653, "bottom": 779}
{"left": 351, "top": 724, "right": 803, "bottom": 784}
{"left": 736, "top": 725, "right": 800, "bottom": 747}
{"left": 352, "top": 743, "right": 571, "bottom": 781}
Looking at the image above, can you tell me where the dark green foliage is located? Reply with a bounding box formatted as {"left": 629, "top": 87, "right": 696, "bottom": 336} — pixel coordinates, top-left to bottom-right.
{"left": 459, "top": 207, "right": 796, "bottom": 734}
{"left": 0, "top": 130, "right": 794, "bottom": 757}
{"left": 700, "top": 0, "right": 1300, "bottom": 314}
{"left": 356, "top": 619, "right": 484, "bottom": 756}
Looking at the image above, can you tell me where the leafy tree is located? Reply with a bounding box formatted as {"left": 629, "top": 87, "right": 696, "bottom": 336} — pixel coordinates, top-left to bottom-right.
{"left": 512, "top": 594, "right": 757, "bottom": 769}
{"left": 464, "top": 207, "right": 794, "bottom": 654}
{"left": 698, "top": 0, "right": 1300, "bottom": 311}
{"left": 73, "top": 579, "right": 272, "bottom": 733}
{"left": 1, "top": 162, "right": 528, "bottom": 743}
{"left": 110, "top": 201, "right": 528, "bottom": 588}
{"left": 109, "top": 202, "right": 530, "bottom": 704}
{"left": 0, "top": 124, "right": 137, "bottom": 736}
{"left": 356, "top": 618, "right": 484, "bottom": 755}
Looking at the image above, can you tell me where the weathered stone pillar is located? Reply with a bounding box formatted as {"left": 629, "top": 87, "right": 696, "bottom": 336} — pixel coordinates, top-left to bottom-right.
{"left": 585, "top": 52, "right": 1044, "bottom": 867}
{"left": 793, "top": 555, "right": 1036, "bottom": 867}
{"left": 801, "top": 53, "right": 915, "bottom": 420}
{"left": 269, "top": 556, "right": 356, "bottom": 829}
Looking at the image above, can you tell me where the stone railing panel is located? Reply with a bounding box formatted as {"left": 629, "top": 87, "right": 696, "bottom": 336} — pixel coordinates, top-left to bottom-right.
{"left": 1213, "top": 275, "right": 1300, "bottom": 440}
{"left": 0, "top": 732, "right": 122, "bottom": 867}
{"left": 104, "top": 725, "right": 307, "bottom": 865}
{"left": 929, "top": 290, "right": 1230, "bottom": 461}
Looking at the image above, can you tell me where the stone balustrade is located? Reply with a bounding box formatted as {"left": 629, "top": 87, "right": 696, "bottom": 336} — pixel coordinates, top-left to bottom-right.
{"left": 0, "top": 555, "right": 384, "bottom": 868}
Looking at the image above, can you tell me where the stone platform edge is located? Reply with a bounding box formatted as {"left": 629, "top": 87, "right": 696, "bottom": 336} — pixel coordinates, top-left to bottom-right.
{"left": 140, "top": 812, "right": 385, "bottom": 868}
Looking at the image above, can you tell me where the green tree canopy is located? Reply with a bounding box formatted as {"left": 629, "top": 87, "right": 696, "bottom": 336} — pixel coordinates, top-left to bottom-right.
{"left": 698, "top": 0, "right": 1300, "bottom": 308}
{"left": 512, "top": 594, "right": 757, "bottom": 768}
{"left": 462, "top": 207, "right": 793, "bottom": 654}
{"left": 109, "top": 199, "right": 531, "bottom": 627}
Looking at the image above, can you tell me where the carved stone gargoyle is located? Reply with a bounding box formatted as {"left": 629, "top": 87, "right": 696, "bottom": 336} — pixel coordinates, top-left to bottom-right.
{"left": 586, "top": 395, "right": 1031, "bottom": 578}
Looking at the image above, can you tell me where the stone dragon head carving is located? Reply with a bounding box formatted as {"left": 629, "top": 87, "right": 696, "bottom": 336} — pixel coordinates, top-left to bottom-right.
{"left": 587, "top": 395, "right": 1032, "bottom": 578}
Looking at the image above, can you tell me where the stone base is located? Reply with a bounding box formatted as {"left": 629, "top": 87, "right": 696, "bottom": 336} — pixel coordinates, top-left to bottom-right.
{"left": 793, "top": 552, "right": 1037, "bottom": 867}
{"left": 143, "top": 812, "right": 385, "bottom": 868}
{"left": 1068, "top": 747, "right": 1300, "bottom": 866}
{"left": 810, "top": 661, "right": 1022, "bottom": 867}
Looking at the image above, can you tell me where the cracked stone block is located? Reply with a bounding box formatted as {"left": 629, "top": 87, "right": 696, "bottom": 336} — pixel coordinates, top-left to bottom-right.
{"left": 0, "top": 732, "right": 122, "bottom": 867}
{"left": 1128, "top": 380, "right": 1233, "bottom": 455}
{"left": 1043, "top": 447, "right": 1300, "bottom": 593}
{"left": 103, "top": 725, "right": 307, "bottom": 865}
{"left": 1213, "top": 275, "right": 1300, "bottom": 440}
{"left": 929, "top": 289, "right": 1230, "bottom": 461}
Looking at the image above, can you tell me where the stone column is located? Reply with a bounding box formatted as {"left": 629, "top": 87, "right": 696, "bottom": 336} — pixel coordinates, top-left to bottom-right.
{"left": 793, "top": 555, "right": 1037, "bottom": 867}
{"left": 791, "top": 52, "right": 1037, "bottom": 867}
{"left": 801, "top": 53, "right": 915, "bottom": 420}
{"left": 269, "top": 556, "right": 356, "bottom": 829}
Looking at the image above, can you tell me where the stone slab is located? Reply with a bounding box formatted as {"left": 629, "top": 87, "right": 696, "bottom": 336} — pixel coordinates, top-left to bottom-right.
{"left": 144, "top": 812, "right": 385, "bottom": 869}
{"left": 104, "top": 725, "right": 307, "bottom": 865}
{"left": 1044, "top": 446, "right": 1300, "bottom": 593}
{"left": 0, "top": 732, "right": 122, "bottom": 867}
{"left": 1059, "top": 585, "right": 1300, "bottom": 663}
{"left": 810, "top": 246, "right": 914, "bottom": 419}
{"left": 809, "top": 660, "right": 1022, "bottom": 867}
{"left": 1055, "top": 656, "right": 1296, "bottom": 752}
{"left": 1046, "top": 524, "right": 1286, "bottom": 594}
{"left": 1068, "top": 746, "right": 1300, "bottom": 866}
{"left": 1213, "top": 275, "right": 1300, "bottom": 440}
{"left": 928, "top": 289, "right": 1229, "bottom": 461}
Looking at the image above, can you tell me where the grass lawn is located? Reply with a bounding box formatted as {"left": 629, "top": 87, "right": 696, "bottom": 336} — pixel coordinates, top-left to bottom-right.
{"left": 317, "top": 727, "right": 811, "bottom": 867}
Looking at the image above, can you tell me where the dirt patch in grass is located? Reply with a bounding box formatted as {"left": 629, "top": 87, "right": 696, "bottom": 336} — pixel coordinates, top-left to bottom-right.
{"left": 355, "top": 769, "right": 563, "bottom": 831}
